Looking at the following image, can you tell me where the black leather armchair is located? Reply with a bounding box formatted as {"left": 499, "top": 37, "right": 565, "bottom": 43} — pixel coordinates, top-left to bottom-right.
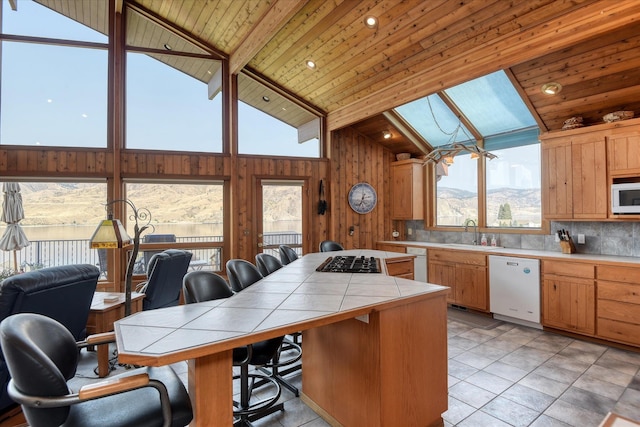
{"left": 136, "top": 249, "right": 192, "bottom": 311}
{"left": 0, "top": 313, "right": 193, "bottom": 427}
{"left": 0, "top": 264, "right": 99, "bottom": 414}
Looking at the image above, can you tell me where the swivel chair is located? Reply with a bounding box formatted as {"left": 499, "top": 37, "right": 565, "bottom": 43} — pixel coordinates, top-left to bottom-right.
{"left": 136, "top": 249, "right": 192, "bottom": 311}
{"left": 226, "top": 260, "right": 302, "bottom": 397}
{"left": 0, "top": 264, "right": 99, "bottom": 415}
{"left": 181, "top": 271, "right": 284, "bottom": 426}
{"left": 319, "top": 240, "right": 344, "bottom": 252}
{"left": 254, "top": 253, "right": 283, "bottom": 276}
{"left": 0, "top": 313, "right": 193, "bottom": 427}
{"left": 278, "top": 245, "right": 299, "bottom": 265}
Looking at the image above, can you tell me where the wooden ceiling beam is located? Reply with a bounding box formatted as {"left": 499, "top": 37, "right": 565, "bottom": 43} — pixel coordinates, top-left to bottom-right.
{"left": 327, "top": 1, "right": 640, "bottom": 131}
{"left": 8, "top": 0, "right": 17, "bottom": 11}
{"left": 382, "top": 110, "right": 431, "bottom": 155}
{"left": 229, "top": 0, "right": 309, "bottom": 75}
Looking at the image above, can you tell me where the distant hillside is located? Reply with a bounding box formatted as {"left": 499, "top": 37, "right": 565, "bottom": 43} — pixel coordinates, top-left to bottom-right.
{"left": 437, "top": 187, "right": 541, "bottom": 226}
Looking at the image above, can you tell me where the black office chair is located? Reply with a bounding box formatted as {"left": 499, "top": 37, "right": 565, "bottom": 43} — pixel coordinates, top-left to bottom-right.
{"left": 227, "top": 260, "right": 302, "bottom": 397}
{"left": 136, "top": 249, "right": 192, "bottom": 311}
{"left": 226, "top": 259, "right": 263, "bottom": 293}
{"left": 181, "top": 271, "right": 284, "bottom": 426}
{"left": 278, "top": 245, "right": 299, "bottom": 265}
{"left": 255, "top": 253, "right": 283, "bottom": 276}
{"left": 319, "top": 240, "right": 344, "bottom": 252}
{"left": 0, "top": 313, "right": 193, "bottom": 427}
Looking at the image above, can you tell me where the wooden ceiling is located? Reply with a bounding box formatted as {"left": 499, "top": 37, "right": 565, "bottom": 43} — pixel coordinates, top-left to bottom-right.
{"left": 34, "top": 0, "right": 640, "bottom": 154}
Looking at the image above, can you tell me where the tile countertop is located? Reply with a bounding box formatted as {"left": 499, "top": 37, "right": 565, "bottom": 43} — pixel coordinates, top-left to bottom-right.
{"left": 378, "top": 241, "right": 640, "bottom": 266}
{"left": 115, "top": 249, "right": 448, "bottom": 363}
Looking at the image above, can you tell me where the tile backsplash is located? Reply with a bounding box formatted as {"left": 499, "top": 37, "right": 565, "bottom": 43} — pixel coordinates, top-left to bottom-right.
{"left": 404, "top": 220, "right": 640, "bottom": 258}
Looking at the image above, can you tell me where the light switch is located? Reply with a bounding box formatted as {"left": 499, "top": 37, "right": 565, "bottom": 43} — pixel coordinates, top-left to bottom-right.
{"left": 577, "top": 234, "right": 585, "bottom": 244}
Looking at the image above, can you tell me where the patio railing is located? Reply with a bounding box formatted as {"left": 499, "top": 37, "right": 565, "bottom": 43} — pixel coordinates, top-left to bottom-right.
{"left": 0, "top": 232, "right": 303, "bottom": 275}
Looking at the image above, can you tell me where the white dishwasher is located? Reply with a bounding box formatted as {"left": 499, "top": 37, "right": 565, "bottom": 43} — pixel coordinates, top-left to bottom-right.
{"left": 406, "top": 247, "right": 427, "bottom": 282}
{"left": 489, "top": 255, "right": 541, "bottom": 328}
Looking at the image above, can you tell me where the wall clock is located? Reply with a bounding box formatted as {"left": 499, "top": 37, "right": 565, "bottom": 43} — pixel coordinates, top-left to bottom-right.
{"left": 348, "top": 182, "right": 377, "bottom": 214}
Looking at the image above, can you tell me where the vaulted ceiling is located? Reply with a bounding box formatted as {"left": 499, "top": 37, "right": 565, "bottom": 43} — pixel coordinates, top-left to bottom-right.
{"left": 35, "top": 0, "right": 640, "bottom": 155}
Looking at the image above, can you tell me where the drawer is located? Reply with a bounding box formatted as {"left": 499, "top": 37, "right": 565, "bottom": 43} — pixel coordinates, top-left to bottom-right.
{"left": 598, "top": 318, "right": 640, "bottom": 347}
{"left": 428, "top": 250, "right": 486, "bottom": 266}
{"left": 597, "top": 299, "right": 640, "bottom": 324}
{"left": 598, "top": 265, "right": 640, "bottom": 283}
{"left": 598, "top": 281, "right": 640, "bottom": 304}
{"left": 376, "top": 243, "right": 406, "bottom": 253}
{"left": 385, "top": 258, "right": 413, "bottom": 277}
{"left": 543, "top": 260, "right": 594, "bottom": 279}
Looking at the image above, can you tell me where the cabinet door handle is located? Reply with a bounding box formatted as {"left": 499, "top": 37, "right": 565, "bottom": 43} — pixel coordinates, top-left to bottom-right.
{"left": 553, "top": 283, "right": 557, "bottom": 291}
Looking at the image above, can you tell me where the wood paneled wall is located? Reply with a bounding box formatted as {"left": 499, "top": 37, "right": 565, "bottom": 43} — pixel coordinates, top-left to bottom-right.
{"left": 329, "top": 127, "right": 396, "bottom": 250}
{"left": 0, "top": 126, "right": 394, "bottom": 262}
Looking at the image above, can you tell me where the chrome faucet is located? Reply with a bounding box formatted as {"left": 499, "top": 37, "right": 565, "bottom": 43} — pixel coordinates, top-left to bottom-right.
{"left": 464, "top": 219, "right": 478, "bottom": 245}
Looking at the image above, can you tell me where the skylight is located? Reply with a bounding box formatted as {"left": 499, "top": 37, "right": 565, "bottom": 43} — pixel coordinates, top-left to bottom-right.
{"left": 394, "top": 70, "right": 538, "bottom": 149}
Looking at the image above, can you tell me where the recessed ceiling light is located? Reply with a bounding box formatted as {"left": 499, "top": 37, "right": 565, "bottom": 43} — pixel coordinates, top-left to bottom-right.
{"left": 383, "top": 130, "right": 392, "bottom": 139}
{"left": 541, "top": 82, "right": 562, "bottom": 95}
{"left": 306, "top": 60, "right": 316, "bottom": 70}
{"left": 262, "top": 96, "right": 270, "bottom": 102}
{"left": 163, "top": 43, "right": 172, "bottom": 51}
{"left": 364, "top": 16, "right": 378, "bottom": 29}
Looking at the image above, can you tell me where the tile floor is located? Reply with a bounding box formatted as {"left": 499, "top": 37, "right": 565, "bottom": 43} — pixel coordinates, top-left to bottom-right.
{"left": 74, "top": 310, "right": 640, "bottom": 427}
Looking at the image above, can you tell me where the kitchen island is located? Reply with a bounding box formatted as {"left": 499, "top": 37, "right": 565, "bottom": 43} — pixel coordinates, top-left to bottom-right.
{"left": 114, "top": 250, "right": 449, "bottom": 426}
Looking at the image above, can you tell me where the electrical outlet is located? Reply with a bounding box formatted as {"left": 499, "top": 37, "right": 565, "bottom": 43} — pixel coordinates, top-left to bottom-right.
{"left": 578, "top": 234, "right": 585, "bottom": 244}
{"left": 407, "top": 228, "right": 413, "bottom": 236}
{"left": 554, "top": 233, "right": 560, "bottom": 243}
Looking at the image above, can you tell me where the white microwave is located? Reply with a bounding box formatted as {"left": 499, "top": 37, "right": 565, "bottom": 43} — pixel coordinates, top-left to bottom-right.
{"left": 611, "top": 183, "right": 640, "bottom": 214}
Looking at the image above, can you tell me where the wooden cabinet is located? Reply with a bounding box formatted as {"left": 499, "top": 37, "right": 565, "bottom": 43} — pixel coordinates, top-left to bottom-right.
{"left": 390, "top": 159, "right": 424, "bottom": 220}
{"left": 596, "top": 264, "right": 640, "bottom": 346}
{"left": 607, "top": 129, "right": 640, "bottom": 176}
{"left": 428, "top": 249, "right": 488, "bottom": 311}
{"left": 384, "top": 255, "right": 414, "bottom": 279}
{"left": 541, "top": 260, "right": 595, "bottom": 335}
{"left": 375, "top": 243, "right": 406, "bottom": 253}
{"left": 541, "top": 133, "right": 607, "bottom": 219}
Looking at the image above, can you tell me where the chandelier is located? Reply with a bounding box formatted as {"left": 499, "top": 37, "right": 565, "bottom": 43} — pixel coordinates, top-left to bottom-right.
{"left": 423, "top": 142, "right": 497, "bottom": 165}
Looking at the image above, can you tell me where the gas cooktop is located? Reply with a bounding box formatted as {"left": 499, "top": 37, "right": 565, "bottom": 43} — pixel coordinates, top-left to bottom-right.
{"left": 316, "top": 255, "right": 381, "bottom": 273}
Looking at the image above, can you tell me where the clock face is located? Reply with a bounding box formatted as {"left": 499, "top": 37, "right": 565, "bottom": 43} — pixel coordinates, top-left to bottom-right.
{"left": 348, "top": 182, "right": 377, "bottom": 214}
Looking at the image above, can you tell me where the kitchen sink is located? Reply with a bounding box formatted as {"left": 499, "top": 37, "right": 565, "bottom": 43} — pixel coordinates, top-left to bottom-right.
{"left": 443, "top": 243, "right": 503, "bottom": 250}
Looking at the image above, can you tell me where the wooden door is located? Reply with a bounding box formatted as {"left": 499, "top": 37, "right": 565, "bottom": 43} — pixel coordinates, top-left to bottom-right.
{"left": 257, "top": 180, "right": 306, "bottom": 259}
{"left": 607, "top": 130, "right": 640, "bottom": 176}
{"left": 428, "top": 259, "right": 456, "bottom": 304}
{"left": 542, "top": 139, "right": 573, "bottom": 219}
{"left": 572, "top": 136, "right": 608, "bottom": 219}
{"left": 456, "top": 264, "right": 488, "bottom": 311}
{"left": 543, "top": 277, "right": 595, "bottom": 335}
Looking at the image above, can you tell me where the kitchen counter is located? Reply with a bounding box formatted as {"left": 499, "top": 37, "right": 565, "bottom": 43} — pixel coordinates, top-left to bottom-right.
{"left": 378, "top": 241, "right": 640, "bottom": 266}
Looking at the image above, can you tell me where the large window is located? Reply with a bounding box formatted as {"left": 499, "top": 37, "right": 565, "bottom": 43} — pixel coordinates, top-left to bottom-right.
{"left": 1, "top": 2, "right": 108, "bottom": 147}
{"left": 123, "top": 182, "right": 225, "bottom": 272}
{"left": 238, "top": 73, "right": 320, "bottom": 157}
{"left": 486, "top": 144, "right": 541, "bottom": 228}
{"left": 0, "top": 181, "right": 107, "bottom": 274}
{"left": 125, "top": 52, "right": 223, "bottom": 152}
{"left": 436, "top": 154, "right": 478, "bottom": 226}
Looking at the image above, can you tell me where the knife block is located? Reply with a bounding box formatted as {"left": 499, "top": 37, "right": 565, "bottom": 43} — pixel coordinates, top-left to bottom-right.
{"left": 560, "top": 238, "right": 576, "bottom": 254}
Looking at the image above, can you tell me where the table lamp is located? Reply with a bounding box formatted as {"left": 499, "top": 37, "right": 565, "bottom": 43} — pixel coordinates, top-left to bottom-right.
{"left": 90, "top": 199, "right": 151, "bottom": 316}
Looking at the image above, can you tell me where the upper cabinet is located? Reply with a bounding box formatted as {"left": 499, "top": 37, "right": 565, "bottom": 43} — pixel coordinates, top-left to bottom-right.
{"left": 390, "top": 159, "right": 424, "bottom": 220}
{"left": 541, "top": 132, "right": 607, "bottom": 219}
{"left": 541, "top": 118, "right": 640, "bottom": 221}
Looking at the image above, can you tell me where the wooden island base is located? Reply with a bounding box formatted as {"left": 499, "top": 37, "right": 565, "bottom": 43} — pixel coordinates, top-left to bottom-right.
{"left": 301, "top": 293, "right": 448, "bottom": 427}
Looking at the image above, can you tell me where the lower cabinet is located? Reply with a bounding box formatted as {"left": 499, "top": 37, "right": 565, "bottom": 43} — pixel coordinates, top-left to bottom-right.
{"left": 541, "top": 260, "right": 595, "bottom": 335}
{"left": 384, "top": 256, "right": 414, "bottom": 279}
{"left": 597, "top": 265, "right": 640, "bottom": 346}
{"left": 428, "top": 250, "right": 488, "bottom": 312}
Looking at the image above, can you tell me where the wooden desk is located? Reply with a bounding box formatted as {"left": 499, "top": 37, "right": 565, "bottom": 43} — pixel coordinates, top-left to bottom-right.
{"left": 114, "top": 250, "right": 449, "bottom": 426}
{"left": 87, "top": 292, "right": 144, "bottom": 377}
